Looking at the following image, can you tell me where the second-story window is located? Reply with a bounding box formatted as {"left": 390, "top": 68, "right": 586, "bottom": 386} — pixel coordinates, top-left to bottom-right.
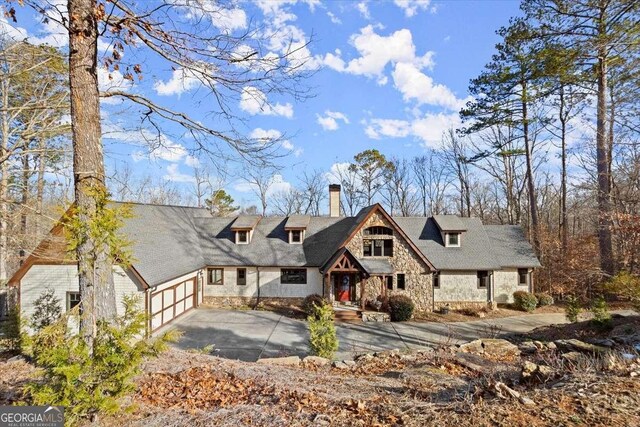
{"left": 236, "top": 230, "right": 249, "bottom": 244}
{"left": 363, "top": 239, "right": 393, "bottom": 257}
{"left": 446, "top": 233, "right": 460, "bottom": 247}
{"left": 290, "top": 230, "right": 303, "bottom": 244}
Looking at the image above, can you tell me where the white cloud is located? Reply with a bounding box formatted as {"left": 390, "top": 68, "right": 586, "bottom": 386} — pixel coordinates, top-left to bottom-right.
{"left": 185, "top": 155, "right": 201, "bottom": 167}
{"left": 392, "top": 62, "right": 470, "bottom": 110}
{"left": 240, "top": 86, "right": 293, "bottom": 118}
{"left": 154, "top": 68, "right": 201, "bottom": 96}
{"left": 0, "top": 16, "right": 28, "bottom": 41}
{"left": 322, "top": 25, "right": 434, "bottom": 84}
{"left": 356, "top": 2, "right": 371, "bottom": 19}
{"left": 364, "top": 112, "right": 461, "bottom": 148}
{"left": 316, "top": 111, "right": 350, "bottom": 131}
{"left": 98, "top": 67, "right": 134, "bottom": 94}
{"left": 171, "top": 0, "right": 247, "bottom": 31}
{"left": 327, "top": 11, "right": 341, "bottom": 24}
{"left": 164, "top": 164, "right": 196, "bottom": 183}
{"left": 234, "top": 173, "right": 293, "bottom": 197}
{"left": 250, "top": 128, "right": 282, "bottom": 141}
{"left": 393, "top": 0, "right": 432, "bottom": 17}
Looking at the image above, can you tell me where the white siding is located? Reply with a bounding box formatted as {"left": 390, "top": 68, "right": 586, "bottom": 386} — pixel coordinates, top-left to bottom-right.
{"left": 20, "top": 265, "right": 145, "bottom": 319}
{"left": 434, "top": 271, "right": 489, "bottom": 303}
{"left": 203, "top": 267, "right": 259, "bottom": 298}
{"left": 494, "top": 268, "right": 526, "bottom": 303}
{"left": 259, "top": 268, "right": 323, "bottom": 298}
{"left": 203, "top": 267, "right": 322, "bottom": 298}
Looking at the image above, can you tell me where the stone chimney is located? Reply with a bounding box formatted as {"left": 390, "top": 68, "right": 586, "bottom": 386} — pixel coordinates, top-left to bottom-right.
{"left": 329, "top": 184, "right": 341, "bottom": 217}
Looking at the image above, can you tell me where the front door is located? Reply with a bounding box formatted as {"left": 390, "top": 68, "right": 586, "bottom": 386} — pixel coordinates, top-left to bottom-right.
{"left": 336, "top": 273, "right": 354, "bottom": 302}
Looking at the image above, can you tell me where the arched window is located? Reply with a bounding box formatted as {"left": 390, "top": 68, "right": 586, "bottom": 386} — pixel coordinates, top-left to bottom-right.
{"left": 363, "top": 226, "right": 393, "bottom": 236}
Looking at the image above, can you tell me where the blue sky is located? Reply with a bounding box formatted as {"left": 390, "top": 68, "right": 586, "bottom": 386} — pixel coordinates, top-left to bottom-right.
{"left": 2, "top": 0, "right": 525, "bottom": 208}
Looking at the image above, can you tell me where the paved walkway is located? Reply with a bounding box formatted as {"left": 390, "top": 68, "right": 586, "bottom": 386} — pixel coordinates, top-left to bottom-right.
{"left": 169, "top": 308, "right": 636, "bottom": 362}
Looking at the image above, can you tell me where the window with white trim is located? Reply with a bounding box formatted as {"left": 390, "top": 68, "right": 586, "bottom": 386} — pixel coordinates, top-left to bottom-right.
{"left": 236, "top": 230, "right": 249, "bottom": 244}
{"left": 446, "top": 233, "right": 460, "bottom": 247}
{"left": 67, "top": 291, "right": 81, "bottom": 311}
{"left": 290, "top": 229, "right": 303, "bottom": 244}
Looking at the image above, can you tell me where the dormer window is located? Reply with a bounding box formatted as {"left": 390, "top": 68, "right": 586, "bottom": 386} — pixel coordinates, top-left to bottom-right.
{"left": 446, "top": 233, "right": 460, "bottom": 247}
{"left": 231, "top": 215, "right": 260, "bottom": 245}
{"left": 284, "top": 215, "right": 309, "bottom": 245}
{"left": 289, "top": 229, "right": 303, "bottom": 244}
{"left": 236, "top": 230, "right": 249, "bottom": 244}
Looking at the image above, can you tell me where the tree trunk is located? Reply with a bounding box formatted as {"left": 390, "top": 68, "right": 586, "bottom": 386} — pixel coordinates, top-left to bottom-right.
{"left": 68, "top": 0, "right": 117, "bottom": 346}
{"left": 35, "top": 139, "right": 46, "bottom": 236}
{"left": 595, "top": 4, "right": 614, "bottom": 276}
{"left": 20, "top": 152, "right": 29, "bottom": 264}
{"left": 0, "top": 78, "right": 9, "bottom": 282}
{"left": 522, "top": 80, "right": 540, "bottom": 257}
{"left": 559, "top": 87, "right": 568, "bottom": 253}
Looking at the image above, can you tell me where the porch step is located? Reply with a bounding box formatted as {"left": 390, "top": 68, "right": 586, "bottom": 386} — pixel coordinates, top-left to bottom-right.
{"left": 333, "top": 309, "right": 362, "bottom": 322}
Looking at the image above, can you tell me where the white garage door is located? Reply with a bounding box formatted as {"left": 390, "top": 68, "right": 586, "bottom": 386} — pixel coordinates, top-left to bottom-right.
{"left": 151, "top": 278, "right": 196, "bottom": 331}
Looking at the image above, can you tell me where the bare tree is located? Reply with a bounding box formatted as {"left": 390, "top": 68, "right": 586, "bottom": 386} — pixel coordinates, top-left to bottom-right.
{"left": 441, "top": 128, "right": 472, "bottom": 217}
{"left": 383, "top": 157, "right": 417, "bottom": 217}
{"left": 298, "top": 169, "right": 326, "bottom": 215}
{"left": 331, "top": 164, "right": 362, "bottom": 216}
{"left": 272, "top": 188, "right": 304, "bottom": 216}
{"left": 412, "top": 152, "right": 450, "bottom": 217}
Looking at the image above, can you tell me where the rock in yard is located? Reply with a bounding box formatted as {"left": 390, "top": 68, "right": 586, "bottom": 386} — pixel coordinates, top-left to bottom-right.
{"left": 460, "top": 338, "right": 521, "bottom": 358}
{"left": 521, "top": 361, "right": 555, "bottom": 382}
{"left": 481, "top": 339, "right": 521, "bottom": 358}
{"left": 332, "top": 360, "right": 356, "bottom": 369}
{"left": 303, "top": 356, "right": 331, "bottom": 366}
{"left": 586, "top": 338, "right": 615, "bottom": 348}
{"left": 561, "top": 351, "right": 583, "bottom": 363}
{"left": 459, "top": 339, "right": 485, "bottom": 354}
{"left": 257, "top": 356, "right": 301, "bottom": 366}
{"left": 519, "top": 341, "right": 538, "bottom": 355}
{"left": 546, "top": 342, "right": 557, "bottom": 351}
{"left": 554, "top": 339, "right": 608, "bottom": 354}
{"left": 354, "top": 353, "right": 374, "bottom": 362}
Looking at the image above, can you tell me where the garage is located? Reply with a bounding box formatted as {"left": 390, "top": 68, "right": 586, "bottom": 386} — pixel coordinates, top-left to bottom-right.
{"left": 151, "top": 277, "right": 197, "bottom": 331}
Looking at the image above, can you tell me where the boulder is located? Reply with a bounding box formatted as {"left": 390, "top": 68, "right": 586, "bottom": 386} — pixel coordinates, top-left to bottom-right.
{"left": 561, "top": 351, "right": 583, "bottom": 363}
{"left": 546, "top": 342, "right": 557, "bottom": 351}
{"left": 460, "top": 338, "right": 521, "bottom": 358}
{"left": 554, "top": 339, "right": 608, "bottom": 354}
{"left": 332, "top": 360, "right": 350, "bottom": 369}
{"left": 354, "top": 353, "right": 374, "bottom": 362}
{"left": 257, "top": 356, "right": 301, "bottom": 366}
{"left": 586, "top": 338, "right": 615, "bottom": 348}
{"left": 303, "top": 356, "right": 331, "bottom": 366}
{"left": 521, "top": 361, "right": 555, "bottom": 382}
{"left": 481, "top": 339, "right": 521, "bottom": 358}
{"left": 519, "top": 341, "right": 538, "bottom": 355}
{"left": 459, "top": 339, "right": 485, "bottom": 354}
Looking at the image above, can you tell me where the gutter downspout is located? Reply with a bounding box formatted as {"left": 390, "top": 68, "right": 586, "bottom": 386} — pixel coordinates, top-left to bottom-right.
{"left": 255, "top": 266, "right": 260, "bottom": 309}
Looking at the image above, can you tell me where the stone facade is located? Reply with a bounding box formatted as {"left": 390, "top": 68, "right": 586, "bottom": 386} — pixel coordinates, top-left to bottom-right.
{"left": 203, "top": 296, "right": 305, "bottom": 308}
{"left": 344, "top": 211, "right": 433, "bottom": 312}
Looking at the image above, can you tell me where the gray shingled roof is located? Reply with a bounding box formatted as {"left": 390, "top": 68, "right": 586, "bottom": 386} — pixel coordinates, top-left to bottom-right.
{"left": 485, "top": 225, "right": 541, "bottom": 268}
{"left": 117, "top": 203, "right": 540, "bottom": 286}
{"left": 231, "top": 215, "right": 261, "bottom": 229}
{"left": 432, "top": 215, "right": 468, "bottom": 232}
{"left": 395, "top": 217, "right": 502, "bottom": 270}
{"left": 284, "top": 215, "right": 310, "bottom": 229}
{"left": 359, "top": 258, "right": 394, "bottom": 274}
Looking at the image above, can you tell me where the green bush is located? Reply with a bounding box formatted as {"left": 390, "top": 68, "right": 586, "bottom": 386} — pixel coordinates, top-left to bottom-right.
{"left": 30, "top": 288, "right": 62, "bottom": 332}
{"left": 513, "top": 291, "right": 538, "bottom": 312}
{"left": 0, "top": 307, "right": 23, "bottom": 352}
{"left": 302, "top": 294, "right": 329, "bottom": 318}
{"left": 23, "top": 295, "right": 179, "bottom": 425}
{"left": 308, "top": 303, "right": 338, "bottom": 359}
{"left": 535, "top": 292, "right": 554, "bottom": 307}
{"left": 591, "top": 296, "right": 611, "bottom": 328}
{"left": 565, "top": 295, "right": 582, "bottom": 323}
{"left": 388, "top": 295, "right": 415, "bottom": 321}
{"left": 605, "top": 271, "right": 640, "bottom": 312}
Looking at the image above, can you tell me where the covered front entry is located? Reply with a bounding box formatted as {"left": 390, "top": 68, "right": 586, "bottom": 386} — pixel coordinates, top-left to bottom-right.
{"left": 321, "top": 248, "right": 370, "bottom": 309}
{"left": 334, "top": 272, "right": 357, "bottom": 303}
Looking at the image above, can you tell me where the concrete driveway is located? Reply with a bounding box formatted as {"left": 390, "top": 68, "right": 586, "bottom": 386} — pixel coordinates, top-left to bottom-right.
{"left": 169, "top": 308, "right": 635, "bottom": 361}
